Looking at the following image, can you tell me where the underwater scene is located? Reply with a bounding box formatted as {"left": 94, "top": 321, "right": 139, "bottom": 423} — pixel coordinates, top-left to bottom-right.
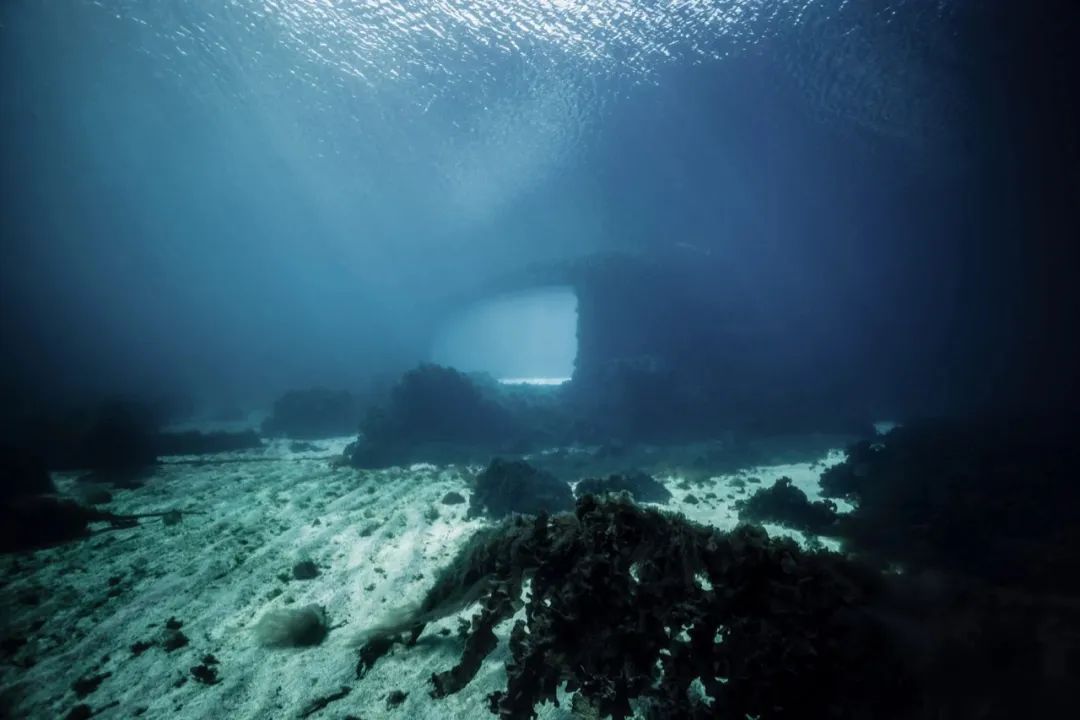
{"left": 1, "top": 0, "right": 1078, "bottom": 718}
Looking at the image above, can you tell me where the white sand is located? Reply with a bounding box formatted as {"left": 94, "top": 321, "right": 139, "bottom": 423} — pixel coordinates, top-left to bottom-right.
{"left": 0, "top": 438, "right": 843, "bottom": 720}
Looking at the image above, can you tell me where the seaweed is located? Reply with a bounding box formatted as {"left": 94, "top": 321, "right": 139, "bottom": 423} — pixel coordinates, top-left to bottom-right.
{"left": 359, "top": 496, "right": 912, "bottom": 719}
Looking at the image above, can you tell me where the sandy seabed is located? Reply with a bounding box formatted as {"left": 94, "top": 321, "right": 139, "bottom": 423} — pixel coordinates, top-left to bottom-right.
{"left": 0, "top": 436, "right": 842, "bottom": 720}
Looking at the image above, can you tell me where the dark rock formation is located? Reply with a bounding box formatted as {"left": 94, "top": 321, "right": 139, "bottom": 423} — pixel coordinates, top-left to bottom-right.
{"left": 5, "top": 402, "right": 263, "bottom": 491}
{"left": 467, "top": 458, "right": 573, "bottom": 519}
{"left": 1, "top": 497, "right": 124, "bottom": 553}
{"left": 348, "top": 365, "right": 535, "bottom": 468}
{"left": 363, "top": 365, "right": 514, "bottom": 446}
{"left": 153, "top": 430, "right": 262, "bottom": 456}
{"left": 574, "top": 471, "right": 671, "bottom": 504}
{"left": 819, "top": 417, "right": 1080, "bottom": 594}
{"left": 261, "top": 388, "right": 363, "bottom": 439}
{"left": 736, "top": 476, "right": 839, "bottom": 535}
{"left": 0, "top": 498, "right": 192, "bottom": 554}
{"left": 55, "top": 401, "right": 159, "bottom": 473}
{"left": 10, "top": 400, "right": 161, "bottom": 485}
{"left": 441, "top": 491, "right": 466, "bottom": 505}
{"left": 292, "top": 560, "right": 319, "bottom": 580}
{"left": 190, "top": 655, "right": 220, "bottom": 685}
{"left": 72, "top": 672, "right": 110, "bottom": 699}
{"left": 0, "top": 445, "right": 54, "bottom": 501}
{"left": 565, "top": 252, "right": 872, "bottom": 442}
{"left": 385, "top": 689, "right": 407, "bottom": 708}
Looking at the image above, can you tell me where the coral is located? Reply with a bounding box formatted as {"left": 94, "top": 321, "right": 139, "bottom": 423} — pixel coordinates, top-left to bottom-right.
{"left": 254, "top": 604, "right": 328, "bottom": 648}
{"left": 467, "top": 458, "right": 573, "bottom": 519}
{"left": 736, "top": 476, "right": 839, "bottom": 535}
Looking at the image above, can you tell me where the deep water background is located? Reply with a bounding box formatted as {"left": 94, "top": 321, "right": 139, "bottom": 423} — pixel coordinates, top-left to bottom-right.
{"left": 0, "top": 0, "right": 1076, "bottom": 420}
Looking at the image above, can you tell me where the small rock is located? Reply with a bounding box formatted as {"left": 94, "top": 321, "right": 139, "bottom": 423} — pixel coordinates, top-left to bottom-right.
{"left": 72, "top": 672, "right": 111, "bottom": 699}
{"left": 130, "top": 640, "right": 153, "bottom": 656}
{"left": 1, "top": 636, "right": 27, "bottom": 656}
{"left": 440, "top": 491, "right": 466, "bottom": 505}
{"left": 81, "top": 487, "right": 113, "bottom": 505}
{"left": 163, "top": 630, "right": 188, "bottom": 652}
{"left": 64, "top": 705, "right": 93, "bottom": 720}
{"left": 293, "top": 560, "right": 319, "bottom": 580}
{"left": 191, "top": 656, "right": 220, "bottom": 685}
{"left": 386, "top": 689, "right": 408, "bottom": 708}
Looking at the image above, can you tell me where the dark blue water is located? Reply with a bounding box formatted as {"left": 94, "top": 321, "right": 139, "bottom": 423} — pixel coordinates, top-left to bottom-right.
{"left": 2, "top": 0, "right": 1005, "bottom": 411}
{"left": 2, "top": 3, "right": 1079, "bottom": 719}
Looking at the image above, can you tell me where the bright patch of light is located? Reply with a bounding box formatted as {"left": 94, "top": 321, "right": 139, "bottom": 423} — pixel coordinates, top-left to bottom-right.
{"left": 433, "top": 287, "right": 578, "bottom": 380}
{"left": 873, "top": 420, "right": 899, "bottom": 435}
{"left": 498, "top": 377, "right": 571, "bottom": 386}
